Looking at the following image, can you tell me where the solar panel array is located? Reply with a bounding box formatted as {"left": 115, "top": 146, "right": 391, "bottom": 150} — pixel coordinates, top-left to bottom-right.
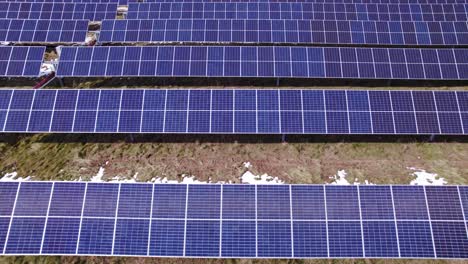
{"left": 127, "top": 3, "right": 468, "bottom": 22}
{"left": 0, "top": 19, "right": 88, "bottom": 43}
{"left": 0, "top": 182, "right": 466, "bottom": 258}
{"left": 56, "top": 46, "right": 468, "bottom": 80}
{"left": 138, "top": 0, "right": 468, "bottom": 3}
{"left": 98, "top": 19, "right": 468, "bottom": 45}
{"left": 0, "top": 88, "right": 467, "bottom": 134}
{"left": 0, "top": 3, "right": 117, "bottom": 21}
{"left": 0, "top": 47, "right": 45, "bottom": 77}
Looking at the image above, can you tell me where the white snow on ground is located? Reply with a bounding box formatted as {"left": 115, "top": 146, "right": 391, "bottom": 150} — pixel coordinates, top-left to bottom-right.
{"left": 240, "top": 171, "right": 284, "bottom": 184}
{"left": 328, "top": 170, "right": 375, "bottom": 185}
{"left": 243, "top": 162, "right": 252, "bottom": 169}
{"left": 90, "top": 167, "right": 105, "bottom": 182}
{"left": 408, "top": 167, "right": 447, "bottom": 185}
{"left": 0, "top": 172, "right": 31, "bottom": 182}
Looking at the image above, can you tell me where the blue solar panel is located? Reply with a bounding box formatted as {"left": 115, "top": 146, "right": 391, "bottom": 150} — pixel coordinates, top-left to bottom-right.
{"left": 1, "top": 182, "right": 468, "bottom": 259}
{"left": 425, "top": 186, "right": 464, "bottom": 220}
{"left": 187, "top": 185, "right": 220, "bottom": 219}
{"left": 221, "top": 220, "right": 256, "bottom": 257}
{"left": 257, "top": 221, "right": 292, "bottom": 257}
{"left": 185, "top": 220, "right": 220, "bottom": 257}
{"left": 359, "top": 185, "right": 395, "bottom": 220}
{"left": 48, "top": 182, "right": 85, "bottom": 217}
{"left": 0, "top": 182, "right": 19, "bottom": 216}
{"left": 14, "top": 182, "right": 52, "bottom": 216}
{"left": 78, "top": 218, "right": 114, "bottom": 255}
{"left": 222, "top": 185, "right": 255, "bottom": 219}
{"left": 397, "top": 221, "right": 435, "bottom": 258}
{"left": 0, "top": 3, "right": 117, "bottom": 21}
{"left": 126, "top": 2, "right": 468, "bottom": 22}
{"left": 3, "top": 88, "right": 465, "bottom": 135}
{"left": 0, "top": 218, "right": 10, "bottom": 252}
{"left": 5, "top": 217, "right": 45, "bottom": 254}
{"left": 42, "top": 218, "right": 80, "bottom": 254}
{"left": 99, "top": 19, "right": 468, "bottom": 45}
{"left": 431, "top": 222, "right": 468, "bottom": 258}
{"left": 0, "top": 19, "right": 88, "bottom": 43}
{"left": 362, "top": 221, "right": 399, "bottom": 257}
{"left": 150, "top": 220, "right": 184, "bottom": 256}
{"left": 326, "top": 185, "right": 360, "bottom": 220}
{"left": 392, "top": 186, "right": 429, "bottom": 220}
{"left": 152, "top": 184, "right": 186, "bottom": 218}
{"left": 291, "top": 185, "right": 326, "bottom": 220}
{"left": 257, "top": 185, "right": 291, "bottom": 220}
{"left": 0, "top": 46, "right": 44, "bottom": 77}
{"left": 117, "top": 184, "right": 153, "bottom": 218}
{"left": 57, "top": 46, "right": 468, "bottom": 80}
{"left": 114, "top": 219, "right": 150, "bottom": 256}
{"left": 328, "top": 221, "right": 363, "bottom": 257}
{"left": 293, "top": 221, "right": 327, "bottom": 257}
{"left": 83, "top": 183, "right": 119, "bottom": 217}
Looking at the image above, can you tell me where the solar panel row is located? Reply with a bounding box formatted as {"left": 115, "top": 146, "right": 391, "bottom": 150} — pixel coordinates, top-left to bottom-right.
{"left": 127, "top": 3, "right": 468, "bottom": 22}
{"left": 139, "top": 0, "right": 468, "bottom": 3}
{"left": 99, "top": 19, "right": 468, "bottom": 45}
{"left": 0, "top": 3, "right": 117, "bottom": 21}
{"left": 0, "top": 0, "right": 124, "bottom": 3}
{"left": 0, "top": 19, "right": 88, "bottom": 43}
{"left": 0, "top": 182, "right": 466, "bottom": 258}
{"left": 0, "top": 89, "right": 467, "bottom": 134}
{"left": 0, "top": 47, "right": 45, "bottom": 77}
{"left": 56, "top": 46, "right": 468, "bottom": 80}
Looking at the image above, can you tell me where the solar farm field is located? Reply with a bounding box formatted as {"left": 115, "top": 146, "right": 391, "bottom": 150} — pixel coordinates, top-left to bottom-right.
{"left": 0, "top": 0, "right": 468, "bottom": 262}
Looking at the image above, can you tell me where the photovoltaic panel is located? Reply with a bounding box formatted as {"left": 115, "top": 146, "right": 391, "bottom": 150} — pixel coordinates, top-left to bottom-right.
{"left": 0, "top": 182, "right": 467, "bottom": 258}
{"left": 56, "top": 46, "right": 468, "bottom": 80}
{"left": 99, "top": 19, "right": 468, "bottom": 46}
{"left": 1, "top": 88, "right": 467, "bottom": 135}
{"left": 0, "top": 46, "right": 44, "bottom": 77}
{"left": 138, "top": 0, "right": 468, "bottom": 3}
{"left": 0, "top": 3, "right": 117, "bottom": 21}
{"left": 0, "top": 19, "right": 88, "bottom": 43}
{"left": 127, "top": 3, "right": 468, "bottom": 22}
{"left": 0, "top": 0, "right": 124, "bottom": 3}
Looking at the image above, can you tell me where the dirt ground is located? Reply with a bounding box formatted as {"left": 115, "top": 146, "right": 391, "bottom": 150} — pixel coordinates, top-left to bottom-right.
{"left": 0, "top": 134, "right": 467, "bottom": 185}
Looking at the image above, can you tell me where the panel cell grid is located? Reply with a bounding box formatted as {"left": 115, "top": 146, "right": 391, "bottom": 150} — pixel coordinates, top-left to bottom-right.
{"left": 0, "top": 19, "right": 88, "bottom": 43}
{"left": 1, "top": 182, "right": 468, "bottom": 259}
{"left": 0, "top": 46, "right": 44, "bottom": 77}
{"left": 127, "top": 3, "right": 468, "bottom": 22}
{"left": 56, "top": 46, "right": 468, "bottom": 80}
{"left": 99, "top": 19, "right": 468, "bottom": 46}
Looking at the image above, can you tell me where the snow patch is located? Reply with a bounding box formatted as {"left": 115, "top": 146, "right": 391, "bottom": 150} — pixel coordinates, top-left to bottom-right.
{"left": 90, "top": 167, "right": 105, "bottom": 182}
{"left": 329, "top": 170, "right": 374, "bottom": 185}
{"left": 243, "top": 162, "right": 252, "bottom": 169}
{"left": 329, "top": 170, "right": 351, "bottom": 185}
{"left": 0, "top": 172, "right": 31, "bottom": 182}
{"left": 408, "top": 167, "right": 447, "bottom": 185}
{"left": 240, "top": 171, "right": 284, "bottom": 184}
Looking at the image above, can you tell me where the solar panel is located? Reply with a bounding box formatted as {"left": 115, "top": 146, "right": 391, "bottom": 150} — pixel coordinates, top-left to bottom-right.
{"left": 127, "top": 3, "right": 468, "bottom": 22}
{"left": 0, "top": 47, "right": 44, "bottom": 77}
{"left": 1, "top": 182, "right": 467, "bottom": 258}
{"left": 99, "top": 19, "right": 468, "bottom": 45}
{"left": 1, "top": 88, "right": 466, "bottom": 135}
{"left": 0, "top": 3, "right": 117, "bottom": 21}
{"left": 56, "top": 46, "right": 468, "bottom": 80}
{"left": 0, "top": 0, "right": 123, "bottom": 3}
{"left": 137, "top": 0, "right": 468, "bottom": 4}
{"left": 0, "top": 19, "right": 88, "bottom": 43}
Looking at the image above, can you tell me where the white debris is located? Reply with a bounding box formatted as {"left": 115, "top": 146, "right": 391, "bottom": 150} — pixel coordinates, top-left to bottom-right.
{"left": 243, "top": 162, "right": 252, "bottom": 169}
{"left": 408, "top": 167, "right": 447, "bottom": 185}
{"left": 329, "top": 170, "right": 374, "bottom": 185}
{"left": 240, "top": 171, "right": 284, "bottom": 184}
{"left": 180, "top": 175, "right": 208, "bottom": 184}
{"left": 39, "top": 62, "right": 55, "bottom": 77}
{"left": 109, "top": 176, "right": 136, "bottom": 183}
{"left": 0, "top": 172, "right": 31, "bottom": 182}
{"left": 329, "top": 170, "right": 351, "bottom": 185}
{"left": 90, "top": 167, "right": 105, "bottom": 182}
